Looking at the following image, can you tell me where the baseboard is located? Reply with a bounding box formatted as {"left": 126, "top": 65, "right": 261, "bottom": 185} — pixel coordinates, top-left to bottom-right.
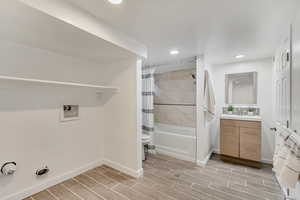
{"left": 213, "top": 149, "right": 273, "bottom": 165}
{"left": 197, "top": 149, "right": 214, "bottom": 167}
{"left": 212, "top": 148, "right": 220, "bottom": 154}
{"left": 148, "top": 149, "right": 157, "bottom": 154}
{"left": 261, "top": 158, "right": 273, "bottom": 165}
{"left": 155, "top": 145, "right": 196, "bottom": 162}
{"left": 3, "top": 159, "right": 103, "bottom": 200}
{"left": 102, "top": 158, "right": 143, "bottom": 178}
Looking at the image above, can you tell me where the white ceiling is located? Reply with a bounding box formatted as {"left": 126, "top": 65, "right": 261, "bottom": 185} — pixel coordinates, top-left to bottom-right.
{"left": 68, "top": 0, "right": 300, "bottom": 65}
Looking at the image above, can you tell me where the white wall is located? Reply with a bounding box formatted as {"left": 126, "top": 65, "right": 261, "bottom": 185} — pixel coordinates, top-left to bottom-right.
{"left": 102, "top": 59, "right": 143, "bottom": 177}
{"left": 208, "top": 58, "right": 275, "bottom": 163}
{"left": 0, "top": 40, "right": 140, "bottom": 200}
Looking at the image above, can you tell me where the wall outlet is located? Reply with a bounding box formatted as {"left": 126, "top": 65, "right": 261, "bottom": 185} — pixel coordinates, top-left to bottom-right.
{"left": 60, "top": 105, "right": 79, "bottom": 122}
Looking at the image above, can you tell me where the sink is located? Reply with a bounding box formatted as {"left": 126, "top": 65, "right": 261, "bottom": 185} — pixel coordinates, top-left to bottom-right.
{"left": 221, "top": 114, "right": 262, "bottom": 121}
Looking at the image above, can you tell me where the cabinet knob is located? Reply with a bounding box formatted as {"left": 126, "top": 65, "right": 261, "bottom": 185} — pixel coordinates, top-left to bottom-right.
{"left": 270, "top": 127, "right": 277, "bottom": 132}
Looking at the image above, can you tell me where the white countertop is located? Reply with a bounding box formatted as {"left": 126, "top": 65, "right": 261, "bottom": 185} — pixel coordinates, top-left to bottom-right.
{"left": 221, "top": 114, "right": 262, "bottom": 121}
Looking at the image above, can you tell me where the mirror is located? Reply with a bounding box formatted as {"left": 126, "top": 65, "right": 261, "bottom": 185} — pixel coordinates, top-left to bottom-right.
{"left": 225, "top": 72, "right": 257, "bottom": 105}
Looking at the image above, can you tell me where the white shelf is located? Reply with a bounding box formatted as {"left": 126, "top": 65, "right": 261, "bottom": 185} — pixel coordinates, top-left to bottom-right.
{"left": 0, "top": 75, "right": 119, "bottom": 93}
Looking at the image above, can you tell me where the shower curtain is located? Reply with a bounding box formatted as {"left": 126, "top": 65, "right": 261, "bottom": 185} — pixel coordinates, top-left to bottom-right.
{"left": 142, "top": 67, "right": 155, "bottom": 144}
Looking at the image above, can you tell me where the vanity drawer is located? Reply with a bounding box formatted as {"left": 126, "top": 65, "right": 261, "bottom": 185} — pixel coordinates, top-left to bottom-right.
{"left": 238, "top": 121, "right": 261, "bottom": 129}
{"left": 221, "top": 119, "right": 261, "bottom": 129}
{"left": 239, "top": 127, "right": 261, "bottom": 136}
{"left": 221, "top": 119, "right": 239, "bottom": 127}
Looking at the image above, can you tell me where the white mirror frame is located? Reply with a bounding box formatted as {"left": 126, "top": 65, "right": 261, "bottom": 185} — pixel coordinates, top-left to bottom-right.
{"left": 225, "top": 71, "right": 258, "bottom": 106}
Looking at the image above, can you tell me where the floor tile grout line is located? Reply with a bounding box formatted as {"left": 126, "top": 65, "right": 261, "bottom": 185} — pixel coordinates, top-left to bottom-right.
{"left": 81, "top": 172, "right": 124, "bottom": 191}
{"left": 137, "top": 176, "right": 159, "bottom": 189}
{"left": 46, "top": 189, "right": 60, "bottom": 200}
{"left": 107, "top": 186, "right": 132, "bottom": 200}
{"left": 206, "top": 183, "right": 246, "bottom": 200}
{"left": 132, "top": 182, "right": 178, "bottom": 200}
{"left": 111, "top": 185, "right": 131, "bottom": 200}
{"left": 71, "top": 178, "right": 111, "bottom": 200}
{"left": 245, "top": 183, "right": 283, "bottom": 196}
{"left": 231, "top": 172, "right": 272, "bottom": 184}
{"left": 110, "top": 182, "right": 120, "bottom": 190}
{"left": 108, "top": 170, "right": 139, "bottom": 189}
{"left": 144, "top": 168, "right": 182, "bottom": 185}
{"left": 110, "top": 183, "right": 135, "bottom": 200}
{"left": 193, "top": 187, "right": 224, "bottom": 200}
{"left": 229, "top": 184, "right": 284, "bottom": 200}
{"left": 89, "top": 168, "right": 123, "bottom": 185}
{"left": 156, "top": 183, "right": 198, "bottom": 200}
{"left": 177, "top": 182, "right": 219, "bottom": 200}
{"left": 79, "top": 174, "right": 130, "bottom": 200}
{"left": 183, "top": 169, "right": 229, "bottom": 186}
{"left": 230, "top": 185, "right": 261, "bottom": 199}
{"left": 81, "top": 174, "right": 130, "bottom": 200}
{"left": 211, "top": 183, "right": 271, "bottom": 200}
{"left": 118, "top": 183, "right": 166, "bottom": 200}
{"left": 60, "top": 183, "right": 85, "bottom": 200}
{"left": 79, "top": 173, "right": 113, "bottom": 190}
{"left": 144, "top": 173, "right": 175, "bottom": 186}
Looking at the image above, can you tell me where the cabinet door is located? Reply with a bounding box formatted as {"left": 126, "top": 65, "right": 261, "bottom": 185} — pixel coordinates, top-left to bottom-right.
{"left": 240, "top": 127, "right": 261, "bottom": 161}
{"left": 220, "top": 125, "right": 239, "bottom": 158}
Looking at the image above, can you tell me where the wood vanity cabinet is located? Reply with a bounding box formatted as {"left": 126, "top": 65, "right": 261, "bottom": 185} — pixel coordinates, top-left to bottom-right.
{"left": 220, "top": 119, "right": 261, "bottom": 163}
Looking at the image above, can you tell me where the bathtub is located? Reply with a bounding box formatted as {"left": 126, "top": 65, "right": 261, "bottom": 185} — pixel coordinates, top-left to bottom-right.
{"left": 153, "top": 123, "right": 196, "bottom": 162}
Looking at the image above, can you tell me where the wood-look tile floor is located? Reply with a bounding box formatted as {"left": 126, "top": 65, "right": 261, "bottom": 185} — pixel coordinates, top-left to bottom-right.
{"left": 24, "top": 154, "right": 284, "bottom": 200}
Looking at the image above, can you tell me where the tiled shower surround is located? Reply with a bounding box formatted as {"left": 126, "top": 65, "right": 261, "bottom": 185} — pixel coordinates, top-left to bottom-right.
{"left": 154, "top": 69, "right": 196, "bottom": 128}
{"left": 223, "top": 106, "right": 260, "bottom": 116}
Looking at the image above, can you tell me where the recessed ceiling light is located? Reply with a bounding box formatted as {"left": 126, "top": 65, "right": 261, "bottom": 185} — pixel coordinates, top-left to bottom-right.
{"left": 108, "top": 0, "right": 122, "bottom": 4}
{"left": 235, "top": 54, "right": 245, "bottom": 59}
{"left": 170, "top": 50, "right": 179, "bottom": 55}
